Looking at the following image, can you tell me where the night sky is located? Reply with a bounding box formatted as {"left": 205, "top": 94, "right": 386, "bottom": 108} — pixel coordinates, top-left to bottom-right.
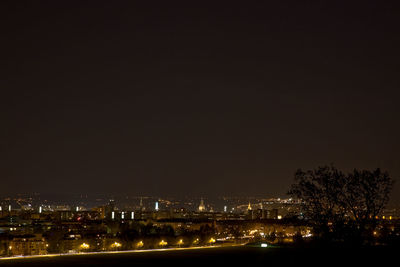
{"left": 1, "top": 1, "right": 399, "bottom": 201}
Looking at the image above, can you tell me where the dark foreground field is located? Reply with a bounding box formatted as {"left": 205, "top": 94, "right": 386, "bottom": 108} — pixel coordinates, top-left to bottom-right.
{"left": 0, "top": 245, "right": 397, "bottom": 267}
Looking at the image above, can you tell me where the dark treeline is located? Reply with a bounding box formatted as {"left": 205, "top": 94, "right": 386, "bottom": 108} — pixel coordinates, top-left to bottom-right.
{"left": 41, "top": 221, "right": 218, "bottom": 253}
{"left": 289, "top": 165, "right": 397, "bottom": 246}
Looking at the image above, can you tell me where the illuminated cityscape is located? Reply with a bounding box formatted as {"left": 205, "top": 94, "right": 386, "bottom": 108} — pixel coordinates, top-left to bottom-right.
{"left": 1, "top": 0, "right": 400, "bottom": 265}
{"left": 0, "top": 193, "right": 399, "bottom": 258}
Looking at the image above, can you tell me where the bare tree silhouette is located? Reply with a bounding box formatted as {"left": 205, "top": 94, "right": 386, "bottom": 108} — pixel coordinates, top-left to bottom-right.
{"left": 289, "top": 165, "right": 394, "bottom": 244}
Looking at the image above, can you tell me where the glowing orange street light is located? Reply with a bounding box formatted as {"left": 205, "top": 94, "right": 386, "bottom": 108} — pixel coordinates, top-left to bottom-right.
{"left": 80, "top": 243, "right": 90, "bottom": 249}
{"left": 111, "top": 241, "right": 122, "bottom": 249}
{"left": 137, "top": 241, "right": 144, "bottom": 248}
{"left": 159, "top": 240, "right": 168, "bottom": 247}
{"left": 209, "top": 238, "right": 216, "bottom": 245}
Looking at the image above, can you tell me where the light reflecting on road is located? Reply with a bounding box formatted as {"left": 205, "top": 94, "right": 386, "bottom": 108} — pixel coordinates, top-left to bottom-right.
{"left": 0, "top": 244, "right": 244, "bottom": 261}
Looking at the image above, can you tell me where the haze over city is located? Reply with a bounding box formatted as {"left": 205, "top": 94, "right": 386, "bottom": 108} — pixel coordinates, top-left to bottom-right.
{"left": 2, "top": 1, "right": 399, "bottom": 202}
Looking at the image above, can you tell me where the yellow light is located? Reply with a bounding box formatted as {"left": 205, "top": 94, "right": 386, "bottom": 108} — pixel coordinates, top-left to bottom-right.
{"left": 80, "top": 243, "right": 90, "bottom": 249}
{"left": 137, "top": 241, "right": 144, "bottom": 248}
{"left": 178, "top": 239, "right": 184, "bottom": 245}
{"left": 9, "top": 246, "right": 12, "bottom": 250}
{"left": 193, "top": 238, "right": 199, "bottom": 244}
{"left": 389, "top": 216, "right": 392, "bottom": 220}
{"left": 111, "top": 242, "right": 122, "bottom": 248}
{"left": 209, "top": 238, "right": 216, "bottom": 244}
{"left": 46, "top": 244, "right": 49, "bottom": 247}
{"left": 382, "top": 216, "right": 386, "bottom": 220}
{"left": 159, "top": 240, "right": 167, "bottom": 247}
{"left": 249, "top": 230, "right": 258, "bottom": 235}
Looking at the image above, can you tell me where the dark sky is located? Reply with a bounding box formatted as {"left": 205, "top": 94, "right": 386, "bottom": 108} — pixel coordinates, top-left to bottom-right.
{"left": 1, "top": 1, "right": 399, "bottom": 201}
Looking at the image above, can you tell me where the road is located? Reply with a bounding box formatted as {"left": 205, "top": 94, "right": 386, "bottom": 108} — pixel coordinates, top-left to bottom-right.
{"left": 0, "top": 244, "right": 244, "bottom": 262}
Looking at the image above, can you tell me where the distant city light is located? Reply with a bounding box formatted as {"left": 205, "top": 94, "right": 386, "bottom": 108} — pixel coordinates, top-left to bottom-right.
{"left": 155, "top": 201, "right": 159, "bottom": 211}
{"left": 111, "top": 211, "right": 115, "bottom": 220}
{"left": 261, "top": 243, "right": 268, "bottom": 248}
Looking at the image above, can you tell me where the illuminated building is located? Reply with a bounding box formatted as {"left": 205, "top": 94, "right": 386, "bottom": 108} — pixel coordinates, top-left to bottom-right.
{"left": 268, "top": 209, "right": 278, "bottom": 219}
{"left": 198, "top": 198, "right": 206, "bottom": 212}
{"left": 91, "top": 206, "right": 106, "bottom": 219}
{"left": 59, "top": 210, "right": 73, "bottom": 221}
{"left": 247, "top": 202, "right": 252, "bottom": 211}
{"left": 9, "top": 235, "right": 47, "bottom": 256}
{"left": 105, "top": 199, "right": 116, "bottom": 220}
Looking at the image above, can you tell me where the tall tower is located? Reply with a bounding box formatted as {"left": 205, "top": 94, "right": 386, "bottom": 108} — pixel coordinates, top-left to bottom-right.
{"left": 139, "top": 197, "right": 145, "bottom": 211}
{"left": 198, "top": 198, "right": 206, "bottom": 212}
{"left": 247, "top": 202, "right": 252, "bottom": 211}
{"left": 247, "top": 202, "right": 254, "bottom": 220}
{"left": 155, "top": 201, "right": 159, "bottom": 211}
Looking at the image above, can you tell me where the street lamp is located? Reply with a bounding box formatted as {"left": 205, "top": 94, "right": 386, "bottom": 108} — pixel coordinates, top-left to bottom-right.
{"left": 80, "top": 243, "right": 90, "bottom": 250}
{"left": 111, "top": 241, "right": 122, "bottom": 249}
{"left": 159, "top": 240, "right": 167, "bottom": 247}
{"left": 137, "top": 240, "right": 144, "bottom": 248}
{"left": 209, "top": 238, "right": 216, "bottom": 246}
